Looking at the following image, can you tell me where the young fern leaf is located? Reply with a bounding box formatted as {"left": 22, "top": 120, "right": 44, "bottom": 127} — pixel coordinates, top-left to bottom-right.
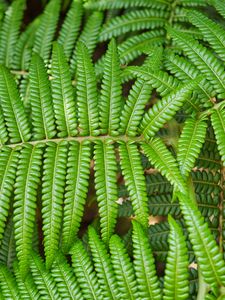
{"left": 51, "top": 42, "right": 77, "bottom": 137}
{"left": 62, "top": 141, "right": 91, "bottom": 253}
{"left": 163, "top": 216, "right": 189, "bottom": 300}
{"left": 168, "top": 27, "right": 225, "bottom": 98}
{"left": 188, "top": 10, "right": 225, "bottom": 62}
{"left": 88, "top": 227, "right": 120, "bottom": 300}
{"left": 0, "top": 0, "right": 26, "bottom": 68}
{"left": 177, "top": 117, "right": 207, "bottom": 178}
{"left": 99, "top": 38, "right": 122, "bottom": 135}
{"left": 13, "top": 144, "right": 43, "bottom": 277}
{"left": 141, "top": 139, "right": 186, "bottom": 193}
{"left": 119, "top": 142, "right": 149, "bottom": 227}
{"left": 0, "top": 65, "right": 31, "bottom": 143}
{"left": 30, "top": 252, "right": 62, "bottom": 300}
{"left": 0, "top": 264, "right": 20, "bottom": 299}
{"left": 33, "top": 0, "right": 60, "bottom": 62}
{"left": 57, "top": 0, "right": 83, "bottom": 59}
{"left": 0, "top": 148, "right": 19, "bottom": 243}
{"left": 109, "top": 234, "right": 139, "bottom": 300}
{"left": 140, "top": 80, "right": 199, "bottom": 139}
{"left": 42, "top": 142, "right": 68, "bottom": 270}
{"left": 211, "top": 107, "right": 225, "bottom": 166}
{"left": 71, "top": 240, "right": 103, "bottom": 300}
{"left": 51, "top": 251, "right": 84, "bottom": 299}
{"left": 14, "top": 262, "right": 40, "bottom": 300}
{"left": 177, "top": 192, "right": 225, "bottom": 290}
{"left": 29, "top": 54, "right": 56, "bottom": 140}
{"left": 76, "top": 42, "right": 99, "bottom": 136}
{"left": 132, "top": 220, "right": 162, "bottom": 300}
{"left": 94, "top": 140, "right": 118, "bottom": 244}
{"left": 99, "top": 9, "right": 168, "bottom": 41}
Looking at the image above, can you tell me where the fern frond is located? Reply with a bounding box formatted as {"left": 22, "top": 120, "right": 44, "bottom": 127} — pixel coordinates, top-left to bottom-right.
{"left": 29, "top": 54, "right": 56, "bottom": 140}
{"left": 0, "top": 218, "right": 15, "bottom": 270}
{"left": 188, "top": 10, "right": 225, "bottom": 62}
{"left": 62, "top": 141, "right": 91, "bottom": 253}
{"left": 99, "top": 39, "right": 122, "bottom": 135}
{"left": 163, "top": 216, "right": 189, "bottom": 300}
{"left": 94, "top": 140, "right": 118, "bottom": 244}
{"left": 0, "top": 0, "right": 26, "bottom": 67}
{"left": 0, "top": 65, "right": 31, "bottom": 143}
{"left": 84, "top": 0, "right": 169, "bottom": 10}
{"left": 211, "top": 0, "right": 225, "bottom": 19}
{"left": 140, "top": 80, "right": 199, "bottom": 139}
{"left": 177, "top": 117, "right": 207, "bottom": 177}
{"left": 119, "top": 142, "right": 149, "bottom": 226}
{"left": 99, "top": 9, "right": 168, "bottom": 41}
{"left": 57, "top": 0, "right": 83, "bottom": 59}
{"left": 33, "top": 0, "right": 60, "bottom": 62}
{"left": 88, "top": 227, "right": 120, "bottom": 300}
{"left": 168, "top": 27, "right": 225, "bottom": 98}
{"left": 0, "top": 106, "right": 8, "bottom": 145}
{"left": 42, "top": 142, "right": 68, "bottom": 269}
{"left": 120, "top": 79, "right": 152, "bottom": 136}
{"left": 51, "top": 251, "right": 84, "bottom": 299}
{"left": 132, "top": 220, "right": 161, "bottom": 299}
{"left": 0, "top": 148, "right": 19, "bottom": 243}
{"left": 76, "top": 42, "right": 99, "bottom": 136}
{"left": 51, "top": 42, "right": 77, "bottom": 137}
{"left": 14, "top": 262, "right": 40, "bottom": 300}
{"left": 109, "top": 234, "right": 139, "bottom": 300}
{"left": 211, "top": 107, "right": 225, "bottom": 166}
{"left": 13, "top": 144, "right": 43, "bottom": 277}
{"left": 30, "top": 252, "right": 62, "bottom": 300}
{"left": 71, "top": 239, "right": 103, "bottom": 300}
{"left": 0, "top": 264, "right": 20, "bottom": 299}
{"left": 141, "top": 139, "right": 186, "bottom": 193}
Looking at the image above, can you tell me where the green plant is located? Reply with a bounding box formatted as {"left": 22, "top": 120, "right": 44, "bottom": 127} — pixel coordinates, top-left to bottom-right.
{"left": 0, "top": 0, "right": 224, "bottom": 299}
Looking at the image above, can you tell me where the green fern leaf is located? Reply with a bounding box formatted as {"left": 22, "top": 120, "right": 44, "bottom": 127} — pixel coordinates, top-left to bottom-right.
{"left": 141, "top": 139, "right": 186, "bottom": 193}
{"left": 57, "top": 0, "right": 83, "bottom": 59}
{"left": 99, "top": 9, "right": 168, "bottom": 41}
{"left": 0, "top": 0, "right": 26, "bottom": 67}
{"left": 30, "top": 252, "right": 62, "bottom": 300}
{"left": 168, "top": 27, "right": 225, "bottom": 98}
{"left": 42, "top": 142, "right": 68, "bottom": 269}
{"left": 109, "top": 234, "right": 139, "bottom": 300}
{"left": 71, "top": 239, "right": 103, "bottom": 300}
{"left": 33, "top": 0, "right": 60, "bottom": 62}
{"left": 88, "top": 227, "right": 120, "bottom": 300}
{"left": 51, "top": 42, "right": 77, "bottom": 137}
{"left": 29, "top": 53, "right": 56, "bottom": 140}
{"left": 0, "top": 148, "right": 19, "bottom": 243}
{"left": 76, "top": 42, "right": 99, "bottom": 136}
{"left": 0, "top": 65, "right": 31, "bottom": 143}
{"left": 0, "top": 264, "right": 20, "bottom": 299}
{"left": 0, "top": 107, "right": 8, "bottom": 146}
{"left": 99, "top": 39, "right": 122, "bottom": 135}
{"left": 13, "top": 144, "right": 43, "bottom": 277}
{"left": 211, "top": 0, "right": 225, "bottom": 19}
{"left": 94, "top": 140, "right": 118, "bottom": 244}
{"left": 119, "top": 142, "right": 149, "bottom": 226}
{"left": 211, "top": 107, "right": 225, "bottom": 166}
{"left": 62, "top": 141, "right": 91, "bottom": 253}
{"left": 163, "top": 216, "right": 189, "bottom": 300}
{"left": 51, "top": 251, "right": 84, "bottom": 299}
{"left": 132, "top": 220, "right": 162, "bottom": 300}
{"left": 177, "top": 117, "right": 207, "bottom": 177}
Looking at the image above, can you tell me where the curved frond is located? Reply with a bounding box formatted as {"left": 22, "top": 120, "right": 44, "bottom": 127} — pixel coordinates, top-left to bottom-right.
{"left": 163, "top": 216, "right": 189, "bottom": 300}
{"left": 94, "top": 140, "right": 118, "bottom": 244}
{"left": 109, "top": 234, "right": 139, "bottom": 300}
{"left": 211, "top": 0, "right": 225, "bottom": 19}
{"left": 42, "top": 142, "right": 68, "bottom": 269}
{"left": 62, "top": 141, "right": 91, "bottom": 253}
{"left": 132, "top": 220, "right": 161, "bottom": 300}
{"left": 51, "top": 42, "right": 77, "bottom": 137}
{"left": 119, "top": 142, "right": 149, "bottom": 226}
{"left": 0, "top": 264, "right": 20, "bottom": 299}
{"left": 211, "top": 107, "right": 225, "bottom": 166}
{"left": 71, "top": 240, "right": 103, "bottom": 300}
